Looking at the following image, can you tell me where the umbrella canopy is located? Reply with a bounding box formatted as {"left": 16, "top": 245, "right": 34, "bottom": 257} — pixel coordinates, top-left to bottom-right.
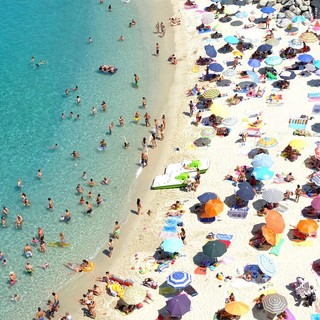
{"left": 297, "top": 219, "right": 319, "bottom": 234}
{"left": 122, "top": 286, "right": 146, "bottom": 305}
{"left": 201, "top": 12, "right": 215, "bottom": 25}
{"left": 210, "top": 103, "right": 230, "bottom": 117}
{"left": 257, "top": 44, "right": 272, "bottom": 52}
{"left": 224, "top": 36, "right": 239, "bottom": 44}
{"left": 232, "top": 50, "right": 244, "bottom": 57}
{"left": 201, "top": 88, "right": 220, "bottom": 100}
{"left": 258, "top": 253, "right": 277, "bottom": 277}
{"left": 197, "top": 192, "right": 218, "bottom": 203}
{"left": 224, "top": 5, "right": 239, "bottom": 15}
{"left": 312, "top": 258, "right": 320, "bottom": 276}
{"left": 314, "top": 60, "right": 320, "bottom": 69}
{"left": 201, "top": 127, "right": 216, "bottom": 138}
{"left": 265, "top": 56, "right": 283, "bottom": 66}
{"left": 289, "top": 38, "right": 304, "bottom": 49}
{"left": 202, "top": 240, "right": 227, "bottom": 258}
{"left": 306, "top": 63, "right": 316, "bottom": 72}
{"left": 235, "top": 11, "right": 248, "bottom": 19}
{"left": 194, "top": 137, "right": 211, "bottom": 147}
{"left": 313, "top": 20, "right": 320, "bottom": 31}
{"left": 205, "top": 44, "right": 217, "bottom": 58}
{"left": 167, "top": 271, "right": 192, "bottom": 289}
{"left": 252, "top": 153, "right": 273, "bottom": 168}
{"left": 257, "top": 137, "right": 278, "bottom": 148}
{"left": 292, "top": 15, "right": 306, "bottom": 23}
{"left": 166, "top": 294, "right": 191, "bottom": 317}
{"left": 311, "top": 172, "right": 320, "bottom": 187}
{"left": 248, "top": 59, "right": 261, "bottom": 69}
{"left": 222, "top": 68, "right": 238, "bottom": 78}
{"left": 202, "top": 198, "right": 224, "bottom": 218}
{"left": 262, "top": 293, "right": 288, "bottom": 314}
{"left": 208, "top": 62, "right": 224, "bottom": 72}
{"left": 260, "top": 6, "right": 276, "bottom": 14}
{"left": 298, "top": 54, "right": 314, "bottom": 63}
{"left": 237, "top": 182, "right": 255, "bottom": 201}
{"left": 262, "top": 225, "right": 276, "bottom": 245}
{"left": 252, "top": 167, "right": 274, "bottom": 180}
{"left": 262, "top": 189, "right": 284, "bottom": 203}
{"left": 265, "top": 38, "right": 280, "bottom": 46}
{"left": 279, "top": 70, "right": 296, "bottom": 80}
{"left": 247, "top": 70, "right": 260, "bottom": 83}
{"left": 225, "top": 301, "right": 250, "bottom": 316}
{"left": 300, "top": 32, "right": 319, "bottom": 43}
{"left": 289, "top": 139, "right": 307, "bottom": 150}
{"left": 161, "top": 238, "right": 184, "bottom": 253}
{"left": 265, "top": 210, "right": 285, "bottom": 234}
{"left": 311, "top": 195, "right": 320, "bottom": 209}
{"left": 221, "top": 116, "right": 237, "bottom": 126}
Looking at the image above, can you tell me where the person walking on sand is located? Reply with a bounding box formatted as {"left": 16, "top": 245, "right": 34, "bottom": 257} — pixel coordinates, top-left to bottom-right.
{"left": 155, "top": 43, "right": 160, "bottom": 56}
{"left": 295, "top": 184, "right": 302, "bottom": 203}
{"left": 134, "top": 74, "right": 139, "bottom": 88}
{"left": 113, "top": 221, "right": 120, "bottom": 239}
{"left": 144, "top": 112, "right": 151, "bottom": 127}
{"left": 137, "top": 198, "right": 142, "bottom": 215}
{"left": 108, "top": 238, "right": 114, "bottom": 257}
{"left": 180, "top": 228, "right": 187, "bottom": 245}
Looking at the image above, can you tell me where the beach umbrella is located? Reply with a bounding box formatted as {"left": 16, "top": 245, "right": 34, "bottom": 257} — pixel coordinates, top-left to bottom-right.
{"left": 313, "top": 21, "right": 320, "bottom": 31}
{"left": 316, "top": 69, "right": 320, "bottom": 76}
{"left": 300, "top": 32, "right": 318, "bottom": 43}
{"left": 205, "top": 44, "right": 217, "bottom": 58}
{"left": 208, "top": 63, "right": 224, "bottom": 72}
{"left": 262, "top": 189, "right": 284, "bottom": 203}
{"left": 262, "top": 225, "right": 276, "bottom": 246}
{"left": 298, "top": 54, "right": 314, "bottom": 63}
{"left": 312, "top": 258, "right": 320, "bottom": 276}
{"left": 252, "top": 167, "right": 274, "bottom": 180}
{"left": 161, "top": 238, "right": 184, "bottom": 253}
{"left": 225, "top": 301, "right": 250, "bottom": 316}
{"left": 236, "top": 182, "right": 255, "bottom": 201}
{"left": 167, "top": 271, "right": 192, "bottom": 289}
{"left": 232, "top": 50, "right": 244, "bottom": 57}
{"left": 288, "top": 38, "right": 304, "bottom": 49}
{"left": 222, "top": 116, "right": 237, "bottom": 126}
{"left": 285, "top": 26, "right": 299, "bottom": 34}
{"left": 292, "top": 15, "right": 306, "bottom": 23}
{"left": 201, "top": 88, "right": 220, "bottom": 100}
{"left": 277, "top": 17, "right": 292, "bottom": 28}
{"left": 222, "top": 69, "right": 237, "bottom": 78}
{"left": 216, "top": 79, "right": 232, "bottom": 87}
{"left": 166, "top": 294, "right": 191, "bottom": 317}
{"left": 122, "top": 286, "right": 146, "bottom": 305}
{"left": 252, "top": 153, "right": 273, "bottom": 168}
{"left": 265, "top": 38, "right": 280, "bottom": 46}
{"left": 258, "top": 254, "right": 277, "bottom": 277}
{"left": 279, "top": 70, "right": 296, "bottom": 80}
{"left": 248, "top": 148, "right": 269, "bottom": 159}
{"left": 202, "top": 240, "right": 227, "bottom": 258}
{"left": 224, "top": 5, "right": 239, "bottom": 15}
{"left": 312, "top": 195, "right": 320, "bottom": 209}
{"left": 311, "top": 172, "right": 320, "bottom": 187}
{"left": 247, "top": 70, "right": 260, "bottom": 83}
{"left": 260, "top": 6, "right": 276, "bottom": 14}
{"left": 265, "top": 56, "right": 283, "bottom": 66}
{"left": 248, "top": 59, "right": 261, "bottom": 69}
{"left": 289, "top": 139, "right": 307, "bottom": 150}
{"left": 314, "top": 60, "right": 320, "bottom": 69}
{"left": 237, "top": 28, "right": 263, "bottom": 43}
{"left": 224, "top": 36, "right": 239, "bottom": 44}
{"left": 201, "top": 12, "right": 215, "bottom": 25}
{"left": 197, "top": 192, "right": 218, "bottom": 203}
{"left": 257, "top": 44, "right": 272, "bottom": 52}
{"left": 256, "top": 137, "right": 278, "bottom": 148}
{"left": 235, "top": 11, "right": 248, "bottom": 19}
{"left": 201, "top": 127, "right": 216, "bottom": 139}
{"left": 210, "top": 103, "right": 230, "bottom": 117}
{"left": 265, "top": 210, "right": 285, "bottom": 234}
{"left": 306, "top": 64, "right": 316, "bottom": 72}
{"left": 194, "top": 137, "right": 211, "bottom": 147}
{"left": 263, "top": 293, "right": 288, "bottom": 314}
{"left": 297, "top": 219, "right": 319, "bottom": 234}
{"left": 221, "top": 0, "right": 233, "bottom": 4}
{"left": 203, "top": 198, "right": 224, "bottom": 217}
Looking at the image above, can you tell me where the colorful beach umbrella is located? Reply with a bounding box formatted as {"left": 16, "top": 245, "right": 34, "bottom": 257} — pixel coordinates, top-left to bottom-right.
{"left": 205, "top": 44, "right": 217, "bottom": 58}
{"left": 161, "top": 238, "right": 184, "bottom": 253}
{"left": 262, "top": 189, "right": 284, "bottom": 203}
{"left": 166, "top": 294, "right": 191, "bottom": 317}
{"left": 197, "top": 192, "right": 218, "bottom": 203}
{"left": 201, "top": 88, "right": 220, "bottom": 100}
{"left": 232, "top": 50, "right": 244, "bottom": 57}
{"left": 203, "top": 198, "right": 224, "bottom": 217}
{"left": 258, "top": 254, "right": 277, "bottom": 277}
{"left": 265, "top": 210, "right": 285, "bottom": 234}
{"left": 260, "top": 6, "right": 276, "bottom": 14}
{"left": 252, "top": 166, "right": 274, "bottom": 180}
{"left": 208, "top": 62, "right": 224, "bottom": 72}
{"left": 225, "top": 301, "right": 249, "bottom": 316}
{"left": 289, "top": 139, "right": 307, "bottom": 150}
{"left": 297, "top": 219, "right": 319, "bottom": 234}
{"left": 235, "top": 11, "right": 248, "bottom": 19}
{"left": 298, "top": 54, "right": 314, "bottom": 63}
{"left": 313, "top": 20, "right": 320, "bottom": 31}
{"left": 202, "top": 240, "right": 227, "bottom": 258}
{"left": 292, "top": 15, "right": 306, "bottom": 23}
{"left": 167, "top": 271, "right": 192, "bottom": 289}
{"left": 248, "top": 59, "right": 261, "bottom": 69}
{"left": 314, "top": 60, "right": 320, "bottom": 69}
{"left": 265, "top": 56, "right": 283, "bottom": 66}
{"left": 262, "top": 293, "right": 288, "bottom": 314}
{"left": 311, "top": 172, "right": 320, "bottom": 187}
{"left": 224, "top": 36, "right": 239, "bottom": 44}
{"left": 300, "top": 32, "right": 318, "bottom": 43}
{"left": 201, "top": 127, "right": 216, "bottom": 138}
{"left": 262, "top": 225, "right": 276, "bottom": 246}
{"left": 122, "top": 286, "right": 146, "bottom": 305}
{"left": 201, "top": 12, "right": 215, "bottom": 25}
{"left": 288, "top": 38, "right": 304, "bottom": 49}
{"left": 311, "top": 195, "right": 320, "bottom": 209}
{"left": 236, "top": 182, "right": 255, "bottom": 201}
{"left": 252, "top": 153, "right": 273, "bottom": 168}
{"left": 256, "top": 137, "right": 278, "bottom": 148}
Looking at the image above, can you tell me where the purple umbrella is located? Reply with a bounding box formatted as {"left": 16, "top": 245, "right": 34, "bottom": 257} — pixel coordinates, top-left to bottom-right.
{"left": 208, "top": 63, "right": 224, "bottom": 72}
{"left": 248, "top": 59, "right": 261, "bottom": 69}
{"left": 166, "top": 294, "right": 191, "bottom": 317}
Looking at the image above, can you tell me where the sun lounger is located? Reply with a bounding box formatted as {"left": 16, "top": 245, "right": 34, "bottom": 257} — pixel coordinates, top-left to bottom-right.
{"left": 227, "top": 206, "right": 249, "bottom": 219}
{"left": 269, "top": 238, "right": 285, "bottom": 256}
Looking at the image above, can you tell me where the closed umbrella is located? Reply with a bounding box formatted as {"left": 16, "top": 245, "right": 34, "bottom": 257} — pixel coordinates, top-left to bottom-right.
{"left": 298, "top": 54, "right": 314, "bottom": 63}
{"left": 297, "top": 219, "right": 319, "bottom": 234}
{"left": 289, "top": 39, "right": 304, "bottom": 49}
{"left": 167, "top": 271, "right": 192, "bottom": 289}
{"left": 203, "top": 198, "right": 224, "bottom": 217}
{"left": 208, "top": 63, "right": 224, "bottom": 72}
{"left": 252, "top": 167, "right": 274, "bottom": 180}
{"left": 300, "top": 32, "right": 318, "bottom": 43}
{"left": 311, "top": 195, "right": 320, "bottom": 209}
{"left": 265, "top": 56, "right": 283, "bottom": 66}
{"left": 237, "top": 182, "right": 255, "bottom": 201}
{"left": 205, "top": 44, "right": 217, "bottom": 58}
{"left": 201, "top": 127, "right": 216, "bottom": 138}
{"left": 202, "top": 240, "right": 227, "bottom": 258}
{"left": 262, "top": 189, "right": 284, "bottom": 203}
{"left": 248, "top": 59, "right": 261, "bottom": 69}
{"left": 262, "top": 225, "right": 276, "bottom": 245}
{"left": 252, "top": 153, "right": 273, "bottom": 168}
{"left": 256, "top": 137, "right": 278, "bottom": 148}
{"left": 201, "top": 88, "right": 220, "bottom": 100}
{"left": 265, "top": 210, "right": 285, "bottom": 234}
{"left": 260, "top": 6, "right": 276, "bottom": 14}
{"left": 289, "top": 139, "right": 306, "bottom": 150}
{"left": 161, "top": 238, "right": 184, "bottom": 253}
{"left": 262, "top": 293, "right": 288, "bottom": 314}
{"left": 122, "top": 286, "right": 146, "bottom": 305}
{"left": 258, "top": 254, "right": 276, "bottom": 277}
{"left": 224, "top": 36, "right": 239, "bottom": 44}
{"left": 257, "top": 44, "right": 272, "bottom": 52}
{"left": 197, "top": 192, "right": 218, "bottom": 203}
{"left": 225, "top": 301, "right": 249, "bottom": 316}
{"left": 166, "top": 294, "right": 191, "bottom": 317}
{"left": 201, "top": 12, "right": 215, "bottom": 25}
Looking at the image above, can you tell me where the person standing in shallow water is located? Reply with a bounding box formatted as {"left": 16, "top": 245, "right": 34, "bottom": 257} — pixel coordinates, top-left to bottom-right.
{"left": 134, "top": 74, "right": 139, "bottom": 88}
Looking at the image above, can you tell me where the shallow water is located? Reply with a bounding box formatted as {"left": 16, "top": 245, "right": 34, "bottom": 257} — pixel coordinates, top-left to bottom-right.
{"left": 0, "top": 0, "right": 156, "bottom": 318}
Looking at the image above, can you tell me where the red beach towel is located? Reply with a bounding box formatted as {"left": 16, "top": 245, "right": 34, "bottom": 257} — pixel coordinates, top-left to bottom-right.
{"left": 194, "top": 266, "right": 207, "bottom": 275}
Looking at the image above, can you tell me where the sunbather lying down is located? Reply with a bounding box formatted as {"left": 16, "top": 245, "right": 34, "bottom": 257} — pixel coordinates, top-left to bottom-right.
{"left": 166, "top": 210, "right": 184, "bottom": 217}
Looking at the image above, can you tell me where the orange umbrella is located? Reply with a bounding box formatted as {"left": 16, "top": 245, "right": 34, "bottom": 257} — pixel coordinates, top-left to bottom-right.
{"left": 265, "top": 210, "right": 285, "bottom": 234}
{"left": 201, "top": 198, "right": 224, "bottom": 218}
{"left": 262, "top": 225, "right": 276, "bottom": 245}
{"left": 297, "top": 219, "right": 319, "bottom": 234}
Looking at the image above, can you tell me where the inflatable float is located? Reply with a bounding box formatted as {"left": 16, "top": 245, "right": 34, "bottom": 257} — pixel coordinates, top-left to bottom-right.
{"left": 81, "top": 261, "right": 94, "bottom": 272}
{"left": 108, "top": 283, "right": 125, "bottom": 298}
{"left": 99, "top": 65, "right": 118, "bottom": 74}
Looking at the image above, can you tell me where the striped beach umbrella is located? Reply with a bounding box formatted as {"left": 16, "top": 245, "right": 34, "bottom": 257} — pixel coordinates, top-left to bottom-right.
{"left": 201, "top": 127, "right": 216, "bottom": 138}
{"left": 262, "top": 189, "right": 284, "bottom": 203}
{"left": 262, "top": 293, "right": 288, "bottom": 314}
{"left": 167, "top": 271, "right": 192, "bottom": 289}
{"left": 256, "top": 137, "right": 278, "bottom": 148}
{"left": 300, "top": 32, "right": 318, "bottom": 43}
{"left": 258, "top": 254, "right": 276, "bottom": 277}
{"left": 201, "top": 88, "right": 220, "bottom": 100}
{"left": 288, "top": 39, "right": 304, "bottom": 49}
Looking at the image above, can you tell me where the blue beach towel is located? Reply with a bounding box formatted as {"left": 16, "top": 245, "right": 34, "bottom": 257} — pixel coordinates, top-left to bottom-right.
{"left": 165, "top": 217, "right": 182, "bottom": 226}
{"left": 216, "top": 233, "right": 233, "bottom": 241}
{"left": 162, "top": 225, "right": 176, "bottom": 233}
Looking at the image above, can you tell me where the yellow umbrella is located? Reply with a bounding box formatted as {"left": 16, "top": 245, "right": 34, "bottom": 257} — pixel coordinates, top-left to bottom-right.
{"left": 225, "top": 301, "right": 250, "bottom": 316}
{"left": 122, "top": 286, "right": 146, "bottom": 305}
{"left": 289, "top": 139, "right": 307, "bottom": 151}
{"left": 210, "top": 102, "right": 230, "bottom": 118}
{"left": 232, "top": 50, "right": 244, "bottom": 57}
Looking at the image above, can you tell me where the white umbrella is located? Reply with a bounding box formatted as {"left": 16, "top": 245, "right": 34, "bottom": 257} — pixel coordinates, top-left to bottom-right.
{"left": 201, "top": 12, "right": 215, "bottom": 25}
{"left": 224, "top": 5, "right": 239, "bottom": 15}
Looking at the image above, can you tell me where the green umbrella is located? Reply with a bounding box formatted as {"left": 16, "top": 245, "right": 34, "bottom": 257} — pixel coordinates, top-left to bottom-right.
{"left": 200, "top": 89, "right": 220, "bottom": 100}
{"left": 202, "top": 240, "right": 227, "bottom": 258}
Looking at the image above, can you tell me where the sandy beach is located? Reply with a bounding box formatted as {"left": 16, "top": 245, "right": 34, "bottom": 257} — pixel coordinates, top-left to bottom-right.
{"left": 56, "top": 0, "right": 320, "bottom": 319}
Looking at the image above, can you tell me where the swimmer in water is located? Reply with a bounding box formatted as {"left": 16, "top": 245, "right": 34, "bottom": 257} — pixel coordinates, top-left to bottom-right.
{"left": 50, "top": 143, "right": 58, "bottom": 150}
{"left": 41, "top": 262, "right": 49, "bottom": 269}
{"left": 1, "top": 216, "right": 7, "bottom": 228}
{"left": 71, "top": 151, "right": 79, "bottom": 159}
{"left": 119, "top": 116, "right": 124, "bottom": 126}
{"left": 71, "top": 86, "right": 78, "bottom": 91}
{"left": 101, "top": 101, "right": 107, "bottom": 111}
{"left": 69, "top": 112, "right": 73, "bottom": 119}
{"left": 124, "top": 140, "right": 129, "bottom": 149}
{"left": 59, "top": 232, "right": 65, "bottom": 244}
{"left": 76, "top": 184, "right": 83, "bottom": 194}
{"left": 118, "top": 35, "right": 124, "bottom": 41}
{"left": 92, "top": 106, "right": 97, "bottom": 115}
{"left": 31, "top": 56, "right": 35, "bottom": 63}
{"left": 82, "top": 172, "right": 87, "bottom": 180}
{"left": 17, "top": 179, "right": 22, "bottom": 188}
{"left": 65, "top": 89, "right": 69, "bottom": 95}
{"left": 37, "top": 169, "right": 42, "bottom": 179}
{"left": 61, "top": 112, "right": 65, "bottom": 119}
{"left": 32, "top": 237, "right": 39, "bottom": 245}
{"left": 11, "top": 293, "right": 21, "bottom": 303}
{"left": 79, "top": 196, "right": 85, "bottom": 205}
{"left": 134, "top": 111, "right": 140, "bottom": 124}
{"left": 25, "top": 261, "right": 34, "bottom": 273}
{"left": 88, "top": 37, "right": 93, "bottom": 43}
{"left": 76, "top": 96, "right": 81, "bottom": 104}
{"left": 3, "top": 207, "right": 9, "bottom": 216}
{"left": 101, "top": 177, "right": 109, "bottom": 185}
{"left": 48, "top": 198, "right": 54, "bottom": 210}
{"left": 100, "top": 139, "right": 107, "bottom": 148}
{"left": 88, "top": 179, "right": 95, "bottom": 187}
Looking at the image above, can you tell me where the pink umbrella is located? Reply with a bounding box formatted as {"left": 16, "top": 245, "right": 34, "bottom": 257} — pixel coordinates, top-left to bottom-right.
{"left": 311, "top": 196, "right": 320, "bottom": 210}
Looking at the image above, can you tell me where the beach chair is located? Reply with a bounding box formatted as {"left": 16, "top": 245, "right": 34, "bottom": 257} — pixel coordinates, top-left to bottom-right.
{"left": 227, "top": 206, "right": 249, "bottom": 219}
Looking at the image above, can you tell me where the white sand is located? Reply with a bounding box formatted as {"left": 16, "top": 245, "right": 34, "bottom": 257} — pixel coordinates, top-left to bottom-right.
{"left": 58, "top": 0, "right": 320, "bottom": 319}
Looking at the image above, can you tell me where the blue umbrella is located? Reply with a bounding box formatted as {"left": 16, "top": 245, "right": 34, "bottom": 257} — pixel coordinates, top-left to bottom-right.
{"left": 208, "top": 63, "right": 224, "bottom": 72}
{"left": 279, "top": 70, "right": 296, "bottom": 80}
{"left": 246, "top": 70, "right": 260, "bottom": 83}
{"left": 236, "top": 182, "right": 255, "bottom": 201}
{"left": 161, "top": 238, "right": 184, "bottom": 253}
{"left": 224, "top": 36, "right": 239, "bottom": 44}
{"left": 252, "top": 153, "right": 273, "bottom": 168}
{"left": 167, "top": 271, "right": 192, "bottom": 289}
{"left": 252, "top": 167, "right": 274, "bottom": 181}
{"left": 248, "top": 59, "right": 261, "bottom": 69}
{"left": 258, "top": 254, "right": 276, "bottom": 277}
{"left": 257, "top": 44, "right": 272, "bottom": 52}
{"left": 166, "top": 294, "right": 191, "bottom": 317}
{"left": 205, "top": 44, "right": 217, "bottom": 58}
{"left": 197, "top": 192, "right": 218, "bottom": 203}
{"left": 235, "top": 11, "right": 248, "bottom": 19}
{"left": 265, "top": 56, "right": 283, "bottom": 66}
{"left": 292, "top": 15, "right": 306, "bottom": 23}
{"left": 314, "top": 60, "right": 320, "bottom": 69}
{"left": 298, "top": 53, "right": 314, "bottom": 63}
{"left": 260, "top": 6, "right": 276, "bottom": 14}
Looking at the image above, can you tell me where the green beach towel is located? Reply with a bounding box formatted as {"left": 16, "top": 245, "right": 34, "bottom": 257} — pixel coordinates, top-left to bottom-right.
{"left": 189, "top": 160, "right": 201, "bottom": 169}
{"left": 269, "top": 238, "right": 285, "bottom": 256}
{"left": 175, "top": 172, "right": 189, "bottom": 181}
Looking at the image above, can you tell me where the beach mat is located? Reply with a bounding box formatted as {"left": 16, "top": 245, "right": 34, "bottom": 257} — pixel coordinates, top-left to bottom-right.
{"left": 216, "top": 233, "right": 233, "bottom": 241}
{"left": 292, "top": 239, "right": 313, "bottom": 247}
{"left": 194, "top": 266, "right": 207, "bottom": 275}
{"left": 219, "top": 240, "right": 231, "bottom": 248}
{"left": 270, "top": 238, "right": 285, "bottom": 256}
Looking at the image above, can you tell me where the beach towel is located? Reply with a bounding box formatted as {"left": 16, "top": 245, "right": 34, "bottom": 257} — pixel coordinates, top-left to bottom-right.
{"left": 219, "top": 240, "right": 231, "bottom": 248}
{"left": 216, "top": 233, "right": 233, "bottom": 241}
{"left": 165, "top": 217, "right": 182, "bottom": 226}
{"left": 162, "top": 225, "right": 177, "bottom": 233}
{"left": 308, "top": 93, "right": 320, "bottom": 102}
{"left": 231, "top": 279, "right": 257, "bottom": 289}
{"left": 245, "top": 128, "right": 261, "bottom": 137}
{"left": 227, "top": 207, "right": 249, "bottom": 219}
{"left": 276, "top": 203, "right": 289, "bottom": 213}
{"left": 292, "top": 239, "right": 313, "bottom": 247}
{"left": 194, "top": 266, "right": 207, "bottom": 275}
{"left": 269, "top": 238, "right": 285, "bottom": 256}
{"left": 272, "top": 175, "right": 286, "bottom": 184}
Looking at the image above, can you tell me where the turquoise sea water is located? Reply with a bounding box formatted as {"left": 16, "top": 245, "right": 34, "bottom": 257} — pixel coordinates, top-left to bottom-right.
{"left": 0, "top": 0, "right": 156, "bottom": 318}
